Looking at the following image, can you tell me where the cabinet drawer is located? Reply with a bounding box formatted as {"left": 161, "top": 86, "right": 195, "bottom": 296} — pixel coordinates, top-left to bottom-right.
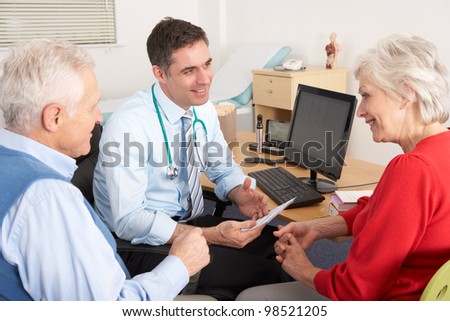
{"left": 253, "top": 75, "right": 293, "bottom": 110}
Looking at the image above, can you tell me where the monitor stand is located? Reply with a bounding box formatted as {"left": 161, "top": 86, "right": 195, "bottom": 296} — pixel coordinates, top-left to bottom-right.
{"left": 299, "top": 170, "right": 337, "bottom": 194}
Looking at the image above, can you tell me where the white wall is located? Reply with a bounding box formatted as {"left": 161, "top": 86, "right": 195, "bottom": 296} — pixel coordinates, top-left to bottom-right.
{"left": 216, "top": 0, "right": 450, "bottom": 165}
{"left": 0, "top": 0, "right": 201, "bottom": 127}
{"left": 91, "top": 0, "right": 201, "bottom": 99}
{"left": 1, "top": 0, "right": 449, "bottom": 166}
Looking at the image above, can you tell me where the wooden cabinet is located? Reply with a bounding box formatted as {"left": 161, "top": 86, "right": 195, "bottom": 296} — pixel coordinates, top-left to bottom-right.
{"left": 252, "top": 66, "right": 347, "bottom": 122}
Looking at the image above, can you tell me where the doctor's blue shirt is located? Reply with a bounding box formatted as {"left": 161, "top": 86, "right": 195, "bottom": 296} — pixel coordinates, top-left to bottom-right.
{"left": 93, "top": 83, "right": 251, "bottom": 246}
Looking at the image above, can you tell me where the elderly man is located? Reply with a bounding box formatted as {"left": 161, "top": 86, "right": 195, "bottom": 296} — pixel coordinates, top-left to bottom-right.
{"left": 0, "top": 39, "right": 209, "bottom": 300}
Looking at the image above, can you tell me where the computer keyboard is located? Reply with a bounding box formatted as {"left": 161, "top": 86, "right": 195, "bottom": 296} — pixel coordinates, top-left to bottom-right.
{"left": 249, "top": 167, "right": 325, "bottom": 208}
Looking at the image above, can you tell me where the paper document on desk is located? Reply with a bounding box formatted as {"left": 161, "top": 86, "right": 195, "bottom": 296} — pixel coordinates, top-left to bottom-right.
{"left": 242, "top": 198, "right": 296, "bottom": 231}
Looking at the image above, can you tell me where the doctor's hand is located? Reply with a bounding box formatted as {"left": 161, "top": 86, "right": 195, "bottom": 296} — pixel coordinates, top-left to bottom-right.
{"left": 204, "top": 219, "right": 263, "bottom": 248}
{"left": 227, "top": 177, "right": 269, "bottom": 219}
{"left": 169, "top": 228, "right": 210, "bottom": 276}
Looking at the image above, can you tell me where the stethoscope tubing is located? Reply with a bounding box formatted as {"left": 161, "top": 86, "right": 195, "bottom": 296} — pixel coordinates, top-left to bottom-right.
{"left": 151, "top": 84, "right": 208, "bottom": 179}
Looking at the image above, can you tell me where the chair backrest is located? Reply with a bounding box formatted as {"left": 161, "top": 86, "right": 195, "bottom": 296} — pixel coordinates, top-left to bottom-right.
{"left": 71, "top": 123, "right": 102, "bottom": 205}
{"left": 420, "top": 260, "right": 450, "bottom": 301}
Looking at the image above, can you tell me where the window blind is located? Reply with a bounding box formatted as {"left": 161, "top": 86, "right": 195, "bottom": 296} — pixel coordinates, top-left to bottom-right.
{"left": 0, "top": 0, "right": 116, "bottom": 48}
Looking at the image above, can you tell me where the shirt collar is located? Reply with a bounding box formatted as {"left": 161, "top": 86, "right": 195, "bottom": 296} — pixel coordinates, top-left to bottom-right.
{"left": 0, "top": 128, "right": 77, "bottom": 180}
{"left": 152, "top": 82, "right": 187, "bottom": 125}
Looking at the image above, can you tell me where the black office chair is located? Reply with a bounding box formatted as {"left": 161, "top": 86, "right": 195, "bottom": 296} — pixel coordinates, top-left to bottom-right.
{"left": 71, "top": 124, "right": 102, "bottom": 206}
{"left": 71, "top": 124, "right": 233, "bottom": 298}
{"left": 71, "top": 124, "right": 230, "bottom": 215}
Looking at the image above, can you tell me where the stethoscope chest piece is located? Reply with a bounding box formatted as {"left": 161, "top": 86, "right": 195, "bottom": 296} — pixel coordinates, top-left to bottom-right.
{"left": 167, "top": 165, "right": 178, "bottom": 180}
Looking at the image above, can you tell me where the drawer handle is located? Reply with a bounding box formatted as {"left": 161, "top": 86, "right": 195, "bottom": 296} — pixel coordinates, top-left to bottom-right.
{"left": 266, "top": 89, "right": 273, "bottom": 94}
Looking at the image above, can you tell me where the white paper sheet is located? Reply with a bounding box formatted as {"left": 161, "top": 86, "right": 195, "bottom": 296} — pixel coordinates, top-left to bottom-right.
{"left": 241, "top": 197, "right": 296, "bottom": 231}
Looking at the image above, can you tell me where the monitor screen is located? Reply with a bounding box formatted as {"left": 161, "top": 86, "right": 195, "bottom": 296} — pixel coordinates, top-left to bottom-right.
{"left": 284, "top": 84, "right": 357, "bottom": 193}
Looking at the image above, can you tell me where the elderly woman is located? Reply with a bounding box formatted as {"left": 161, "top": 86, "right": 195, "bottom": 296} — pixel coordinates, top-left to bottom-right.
{"left": 236, "top": 34, "right": 450, "bottom": 301}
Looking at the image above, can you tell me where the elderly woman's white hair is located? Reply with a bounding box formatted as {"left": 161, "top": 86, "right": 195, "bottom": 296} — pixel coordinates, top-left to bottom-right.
{"left": 0, "top": 39, "right": 95, "bottom": 133}
{"left": 354, "top": 33, "right": 449, "bottom": 124}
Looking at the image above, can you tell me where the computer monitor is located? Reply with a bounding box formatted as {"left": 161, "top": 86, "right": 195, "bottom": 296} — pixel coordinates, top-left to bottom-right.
{"left": 284, "top": 84, "right": 357, "bottom": 193}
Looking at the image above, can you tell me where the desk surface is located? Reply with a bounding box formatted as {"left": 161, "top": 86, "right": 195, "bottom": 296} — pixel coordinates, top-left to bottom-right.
{"left": 201, "top": 132, "right": 385, "bottom": 222}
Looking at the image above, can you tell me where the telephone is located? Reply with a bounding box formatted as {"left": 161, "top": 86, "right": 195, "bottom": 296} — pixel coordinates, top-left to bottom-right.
{"left": 282, "top": 59, "right": 303, "bottom": 70}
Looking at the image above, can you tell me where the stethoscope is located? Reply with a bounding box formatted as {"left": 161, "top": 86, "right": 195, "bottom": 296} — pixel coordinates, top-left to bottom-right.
{"left": 151, "top": 84, "right": 209, "bottom": 180}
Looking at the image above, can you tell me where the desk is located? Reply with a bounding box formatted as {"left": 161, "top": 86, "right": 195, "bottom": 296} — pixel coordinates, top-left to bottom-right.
{"left": 201, "top": 132, "right": 385, "bottom": 222}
